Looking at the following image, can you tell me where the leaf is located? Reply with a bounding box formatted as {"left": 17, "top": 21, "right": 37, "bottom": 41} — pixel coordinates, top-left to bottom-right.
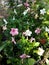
{"left": 7, "top": 59, "right": 11, "bottom": 64}
{"left": 43, "top": 21, "right": 49, "bottom": 25}
{"left": 28, "top": 58, "right": 36, "bottom": 65}
{"left": 33, "top": 42, "right": 40, "bottom": 47}
{"left": 0, "top": 43, "right": 6, "bottom": 52}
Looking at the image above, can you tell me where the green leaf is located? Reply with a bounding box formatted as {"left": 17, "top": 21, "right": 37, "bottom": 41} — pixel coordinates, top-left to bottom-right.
{"left": 28, "top": 58, "right": 36, "bottom": 65}
{"left": 33, "top": 42, "right": 40, "bottom": 47}
{"left": 7, "top": 59, "right": 11, "bottom": 64}
{"left": 0, "top": 43, "right": 6, "bottom": 52}
{"left": 43, "top": 21, "right": 49, "bottom": 25}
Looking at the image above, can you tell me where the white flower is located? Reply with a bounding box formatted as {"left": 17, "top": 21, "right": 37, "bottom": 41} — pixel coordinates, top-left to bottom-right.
{"left": 40, "top": 8, "right": 46, "bottom": 15}
{"left": 23, "top": 10, "right": 27, "bottom": 15}
{"left": 1, "top": 0, "right": 5, "bottom": 6}
{"left": 24, "top": 29, "right": 32, "bottom": 36}
{"left": 3, "top": 19, "right": 8, "bottom": 24}
{"left": 45, "top": 27, "right": 49, "bottom": 33}
{"left": 23, "top": 8, "right": 30, "bottom": 15}
{"left": 37, "top": 47, "right": 45, "bottom": 56}
{"left": 14, "top": 9, "right": 17, "bottom": 15}
{"left": 2, "top": 25, "right": 7, "bottom": 31}
{"left": 46, "top": 59, "right": 49, "bottom": 65}
{"left": 13, "top": 16, "right": 15, "bottom": 20}
{"left": 17, "top": 4, "right": 23, "bottom": 7}
{"left": 18, "top": 0, "right": 22, "bottom": 3}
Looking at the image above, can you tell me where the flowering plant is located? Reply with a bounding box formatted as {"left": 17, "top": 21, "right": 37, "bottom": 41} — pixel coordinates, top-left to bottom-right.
{"left": 0, "top": 0, "right": 49, "bottom": 65}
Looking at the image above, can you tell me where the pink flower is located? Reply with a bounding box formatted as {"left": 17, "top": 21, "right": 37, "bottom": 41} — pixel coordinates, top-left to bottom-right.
{"left": 10, "top": 28, "right": 18, "bottom": 36}
{"left": 35, "top": 28, "right": 41, "bottom": 35}
{"left": 20, "top": 54, "right": 30, "bottom": 59}
{"left": 23, "top": 32, "right": 26, "bottom": 35}
{"left": 24, "top": 2, "right": 29, "bottom": 7}
{"left": 12, "top": 37, "right": 16, "bottom": 44}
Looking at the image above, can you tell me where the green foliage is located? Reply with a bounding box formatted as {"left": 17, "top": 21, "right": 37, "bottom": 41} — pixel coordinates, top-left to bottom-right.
{"left": 28, "top": 58, "right": 36, "bottom": 65}
{"left": 0, "top": 0, "right": 49, "bottom": 65}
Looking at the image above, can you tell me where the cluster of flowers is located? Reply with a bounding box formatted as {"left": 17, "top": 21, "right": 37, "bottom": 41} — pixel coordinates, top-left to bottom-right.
{"left": 2, "top": 18, "right": 45, "bottom": 56}
{"left": 1, "top": 1, "right": 49, "bottom": 64}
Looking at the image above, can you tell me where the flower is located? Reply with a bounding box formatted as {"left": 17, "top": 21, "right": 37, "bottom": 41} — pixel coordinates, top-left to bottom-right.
{"left": 40, "top": 8, "right": 46, "bottom": 15}
{"left": 37, "top": 47, "right": 45, "bottom": 56}
{"left": 45, "top": 27, "right": 49, "bottom": 33}
{"left": 35, "top": 28, "right": 41, "bottom": 35}
{"left": 10, "top": 28, "right": 18, "bottom": 36}
{"left": 24, "top": 2, "right": 29, "bottom": 7}
{"left": 1, "top": 0, "right": 5, "bottom": 6}
{"left": 11, "top": 37, "right": 16, "bottom": 44}
{"left": 23, "top": 7, "right": 30, "bottom": 15}
{"left": 18, "top": 0, "right": 22, "bottom": 3}
{"left": 23, "top": 29, "right": 32, "bottom": 36}
{"left": 35, "top": 14, "right": 38, "bottom": 19}
{"left": 17, "top": 4, "right": 23, "bottom": 7}
{"left": 14, "top": 9, "right": 17, "bottom": 15}
{"left": 3, "top": 19, "right": 8, "bottom": 24}
{"left": 13, "top": 16, "right": 15, "bottom": 20}
{"left": 2, "top": 25, "right": 7, "bottom": 31}
{"left": 23, "top": 32, "right": 26, "bottom": 35}
{"left": 20, "top": 54, "right": 30, "bottom": 59}
{"left": 30, "top": 37, "right": 35, "bottom": 42}
{"left": 45, "top": 59, "right": 49, "bottom": 65}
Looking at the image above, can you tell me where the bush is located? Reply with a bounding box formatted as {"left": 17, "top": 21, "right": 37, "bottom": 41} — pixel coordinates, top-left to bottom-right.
{"left": 0, "top": 0, "right": 49, "bottom": 65}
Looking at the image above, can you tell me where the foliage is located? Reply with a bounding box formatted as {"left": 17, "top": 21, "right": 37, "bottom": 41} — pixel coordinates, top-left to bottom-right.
{"left": 0, "top": 0, "right": 49, "bottom": 65}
